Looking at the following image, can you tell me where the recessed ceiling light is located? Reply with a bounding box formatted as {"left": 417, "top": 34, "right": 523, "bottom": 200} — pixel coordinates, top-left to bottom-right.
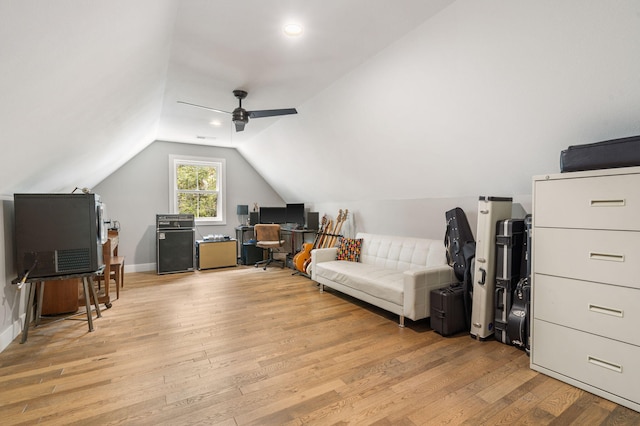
{"left": 283, "top": 23, "right": 303, "bottom": 37}
{"left": 209, "top": 120, "right": 222, "bottom": 127}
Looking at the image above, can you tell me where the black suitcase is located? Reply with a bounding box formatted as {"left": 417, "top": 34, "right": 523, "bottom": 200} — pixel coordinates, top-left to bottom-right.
{"left": 494, "top": 219, "right": 526, "bottom": 344}
{"left": 560, "top": 134, "right": 640, "bottom": 173}
{"left": 444, "top": 207, "right": 475, "bottom": 282}
{"left": 430, "top": 284, "right": 467, "bottom": 336}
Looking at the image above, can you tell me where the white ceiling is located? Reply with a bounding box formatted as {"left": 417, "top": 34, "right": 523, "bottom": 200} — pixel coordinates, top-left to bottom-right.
{"left": 158, "top": 0, "right": 456, "bottom": 146}
{"left": 0, "top": 0, "right": 455, "bottom": 197}
{"left": 2, "top": 0, "right": 639, "bottom": 204}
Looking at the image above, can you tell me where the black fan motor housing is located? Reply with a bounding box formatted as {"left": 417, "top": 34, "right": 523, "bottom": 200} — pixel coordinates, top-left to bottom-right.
{"left": 232, "top": 107, "right": 248, "bottom": 124}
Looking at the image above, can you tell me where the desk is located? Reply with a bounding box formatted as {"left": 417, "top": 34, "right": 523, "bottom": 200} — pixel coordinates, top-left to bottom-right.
{"left": 281, "top": 228, "right": 317, "bottom": 256}
{"left": 13, "top": 272, "right": 102, "bottom": 343}
{"left": 236, "top": 226, "right": 317, "bottom": 263}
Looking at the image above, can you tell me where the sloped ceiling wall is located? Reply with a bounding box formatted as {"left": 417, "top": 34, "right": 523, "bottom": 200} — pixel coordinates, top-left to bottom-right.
{"left": 0, "top": 0, "right": 458, "bottom": 200}
{"left": 1, "top": 1, "right": 639, "bottom": 205}
{"left": 238, "top": 0, "right": 640, "bottom": 204}
{"left": 0, "top": 0, "right": 177, "bottom": 197}
{"left": 156, "top": 0, "right": 456, "bottom": 147}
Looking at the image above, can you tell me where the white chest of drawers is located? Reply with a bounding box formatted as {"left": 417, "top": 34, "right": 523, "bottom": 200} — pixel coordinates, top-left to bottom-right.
{"left": 531, "top": 166, "right": 640, "bottom": 412}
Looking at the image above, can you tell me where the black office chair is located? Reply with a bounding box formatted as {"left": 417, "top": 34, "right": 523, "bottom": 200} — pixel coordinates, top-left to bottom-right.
{"left": 254, "top": 224, "right": 286, "bottom": 270}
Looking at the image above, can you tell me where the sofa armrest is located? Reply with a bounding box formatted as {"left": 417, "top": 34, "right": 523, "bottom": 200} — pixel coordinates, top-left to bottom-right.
{"left": 402, "top": 265, "right": 456, "bottom": 320}
{"left": 310, "top": 247, "right": 338, "bottom": 280}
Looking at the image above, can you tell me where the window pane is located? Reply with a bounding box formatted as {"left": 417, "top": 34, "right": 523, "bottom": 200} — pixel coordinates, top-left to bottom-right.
{"left": 172, "top": 156, "right": 224, "bottom": 223}
{"left": 198, "top": 193, "right": 218, "bottom": 217}
{"left": 198, "top": 166, "right": 217, "bottom": 191}
{"left": 177, "top": 164, "right": 198, "bottom": 190}
{"left": 177, "top": 192, "right": 218, "bottom": 218}
{"left": 177, "top": 193, "right": 198, "bottom": 215}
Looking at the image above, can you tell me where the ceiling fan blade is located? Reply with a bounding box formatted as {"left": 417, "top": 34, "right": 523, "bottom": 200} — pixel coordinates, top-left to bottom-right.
{"left": 247, "top": 108, "right": 298, "bottom": 119}
{"left": 177, "top": 101, "right": 231, "bottom": 115}
{"left": 180, "top": 92, "right": 297, "bottom": 133}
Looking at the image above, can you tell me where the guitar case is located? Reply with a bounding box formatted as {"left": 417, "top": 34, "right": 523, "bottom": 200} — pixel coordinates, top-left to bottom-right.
{"left": 470, "top": 196, "right": 513, "bottom": 340}
{"left": 506, "top": 214, "right": 532, "bottom": 353}
{"left": 494, "top": 219, "right": 526, "bottom": 344}
{"left": 444, "top": 207, "right": 475, "bottom": 282}
{"left": 506, "top": 278, "right": 530, "bottom": 350}
{"left": 461, "top": 242, "right": 476, "bottom": 329}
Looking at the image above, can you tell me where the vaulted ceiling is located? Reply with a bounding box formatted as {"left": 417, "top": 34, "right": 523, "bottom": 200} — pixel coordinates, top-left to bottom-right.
{"left": 2, "top": 1, "right": 639, "bottom": 203}
{"left": 0, "top": 0, "right": 455, "bottom": 197}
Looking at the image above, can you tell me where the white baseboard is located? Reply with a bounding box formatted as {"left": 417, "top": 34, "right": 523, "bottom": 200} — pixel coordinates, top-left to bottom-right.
{"left": 124, "top": 263, "right": 156, "bottom": 273}
{"left": 0, "top": 314, "right": 25, "bottom": 353}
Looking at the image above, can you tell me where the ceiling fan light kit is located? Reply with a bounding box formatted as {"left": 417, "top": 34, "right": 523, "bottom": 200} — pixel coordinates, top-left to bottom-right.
{"left": 178, "top": 89, "right": 297, "bottom": 132}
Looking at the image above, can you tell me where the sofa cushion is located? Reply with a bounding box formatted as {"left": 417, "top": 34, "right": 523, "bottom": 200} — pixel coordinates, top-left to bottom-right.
{"left": 315, "top": 260, "right": 404, "bottom": 305}
{"left": 357, "top": 233, "right": 447, "bottom": 271}
{"left": 336, "top": 237, "right": 363, "bottom": 262}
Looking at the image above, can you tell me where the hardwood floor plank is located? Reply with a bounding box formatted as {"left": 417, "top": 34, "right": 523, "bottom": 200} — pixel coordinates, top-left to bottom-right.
{"left": 465, "top": 374, "right": 548, "bottom": 425}
{"left": 0, "top": 267, "right": 638, "bottom": 425}
{"left": 549, "top": 391, "right": 615, "bottom": 426}
{"left": 476, "top": 363, "right": 539, "bottom": 404}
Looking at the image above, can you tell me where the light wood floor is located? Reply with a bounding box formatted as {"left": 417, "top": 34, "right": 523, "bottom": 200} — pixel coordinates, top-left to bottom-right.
{"left": 1, "top": 267, "right": 638, "bottom": 425}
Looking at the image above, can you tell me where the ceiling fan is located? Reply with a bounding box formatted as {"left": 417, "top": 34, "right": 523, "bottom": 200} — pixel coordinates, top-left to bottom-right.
{"left": 178, "top": 89, "right": 297, "bottom": 132}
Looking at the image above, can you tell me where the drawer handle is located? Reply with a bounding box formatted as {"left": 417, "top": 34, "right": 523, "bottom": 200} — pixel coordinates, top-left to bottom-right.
{"left": 589, "top": 252, "right": 625, "bottom": 262}
{"left": 588, "top": 356, "right": 622, "bottom": 373}
{"left": 588, "top": 304, "right": 623, "bottom": 318}
{"left": 589, "top": 199, "right": 626, "bottom": 207}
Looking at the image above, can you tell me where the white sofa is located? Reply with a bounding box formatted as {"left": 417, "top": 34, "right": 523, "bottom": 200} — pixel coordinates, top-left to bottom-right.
{"left": 311, "top": 232, "right": 455, "bottom": 327}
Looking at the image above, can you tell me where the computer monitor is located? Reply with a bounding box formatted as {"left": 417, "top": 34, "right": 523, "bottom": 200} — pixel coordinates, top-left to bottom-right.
{"left": 259, "top": 207, "right": 286, "bottom": 224}
{"left": 285, "top": 203, "right": 305, "bottom": 226}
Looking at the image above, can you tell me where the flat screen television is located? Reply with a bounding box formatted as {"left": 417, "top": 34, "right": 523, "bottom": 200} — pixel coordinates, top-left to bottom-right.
{"left": 14, "top": 193, "right": 107, "bottom": 279}
{"left": 259, "top": 206, "right": 286, "bottom": 224}
{"left": 285, "top": 203, "right": 305, "bottom": 227}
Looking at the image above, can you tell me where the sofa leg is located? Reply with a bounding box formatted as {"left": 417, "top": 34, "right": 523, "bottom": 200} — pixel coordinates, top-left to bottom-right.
{"left": 319, "top": 283, "right": 324, "bottom": 293}
{"left": 399, "top": 316, "right": 405, "bottom": 328}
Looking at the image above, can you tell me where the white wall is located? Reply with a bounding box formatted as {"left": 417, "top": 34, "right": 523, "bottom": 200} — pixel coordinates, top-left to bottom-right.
{"left": 309, "top": 196, "right": 530, "bottom": 242}
{"left": 93, "top": 140, "right": 285, "bottom": 271}
{"left": 0, "top": 0, "right": 177, "bottom": 197}
{"left": 0, "top": 200, "right": 27, "bottom": 353}
{"left": 238, "top": 0, "right": 640, "bottom": 236}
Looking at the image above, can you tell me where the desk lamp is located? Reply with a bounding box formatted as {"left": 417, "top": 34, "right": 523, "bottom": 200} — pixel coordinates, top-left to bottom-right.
{"left": 237, "top": 204, "right": 249, "bottom": 225}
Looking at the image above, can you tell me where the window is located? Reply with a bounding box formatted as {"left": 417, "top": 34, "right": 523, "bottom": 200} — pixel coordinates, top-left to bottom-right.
{"left": 169, "top": 155, "right": 226, "bottom": 224}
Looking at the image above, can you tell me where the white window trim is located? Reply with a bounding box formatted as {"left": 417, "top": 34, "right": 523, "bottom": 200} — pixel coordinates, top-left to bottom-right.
{"left": 169, "top": 155, "right": 226, "bottom": 225}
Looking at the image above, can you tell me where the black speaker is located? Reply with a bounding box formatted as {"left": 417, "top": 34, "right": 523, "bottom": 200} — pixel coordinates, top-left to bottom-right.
{"left": 249, "top": 211, "right": 259, "bottom": 225}
{"left": 307, "top": 211, "right": 319, "bottom": 230}
{"left": 157, "top": 229, "right": 195, "bottom": 274}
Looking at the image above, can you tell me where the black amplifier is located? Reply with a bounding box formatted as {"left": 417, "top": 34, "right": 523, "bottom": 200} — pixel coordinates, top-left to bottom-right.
{"left": 156, "top": 214, "right": 195, "bottom": 229}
